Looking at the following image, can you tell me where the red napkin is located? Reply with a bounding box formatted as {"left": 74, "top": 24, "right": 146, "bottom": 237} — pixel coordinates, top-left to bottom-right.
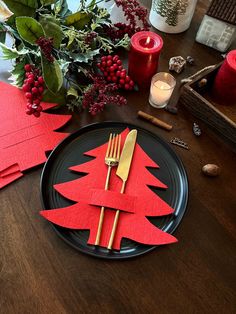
{"left": 0, "top": 81, "right": 71, "bottom": 188}
{"left": 40, "top": 129, "right": 177, "bottom": 250}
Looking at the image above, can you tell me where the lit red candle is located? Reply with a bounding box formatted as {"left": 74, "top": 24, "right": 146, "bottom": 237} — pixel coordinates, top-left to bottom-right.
{"left": 128, "top": 31, "right": 163, "bottom": 89}
{"left": 213, "top": 50, "right": 236, "bottom": 105}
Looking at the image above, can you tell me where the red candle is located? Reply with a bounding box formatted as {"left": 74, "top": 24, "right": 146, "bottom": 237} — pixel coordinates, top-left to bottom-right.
{"left": 213, "top": 50, "right": 236, "bottom": 105}
{"left": 128, "top": 31, "right": 163, "bottom": 89}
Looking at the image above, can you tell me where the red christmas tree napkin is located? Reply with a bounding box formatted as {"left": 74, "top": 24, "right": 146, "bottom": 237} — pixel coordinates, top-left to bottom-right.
{"left": 0, "top": 81, "right": 71, "bottom": 188}
{"left": 40, "top": 129, "right": 177, "bottom": 250}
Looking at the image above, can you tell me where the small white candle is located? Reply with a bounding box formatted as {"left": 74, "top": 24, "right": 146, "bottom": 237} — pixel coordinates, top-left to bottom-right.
{"left": 149, "top": 73, "right": 176, "bottom": 108}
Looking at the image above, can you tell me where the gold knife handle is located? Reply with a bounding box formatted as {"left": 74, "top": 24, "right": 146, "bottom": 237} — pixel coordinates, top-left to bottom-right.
{"left": 107, "top": 181, "right": 126, "bottom": 250}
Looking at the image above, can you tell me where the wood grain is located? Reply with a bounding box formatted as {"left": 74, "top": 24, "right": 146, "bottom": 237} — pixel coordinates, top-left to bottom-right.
{"left": 0, "top": 1, "right": 236, "bottom": 313}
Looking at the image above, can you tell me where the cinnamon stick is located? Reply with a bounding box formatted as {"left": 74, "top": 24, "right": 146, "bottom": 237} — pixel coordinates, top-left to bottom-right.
{"left": 137, "top": 110, "right": 173, "bottom": 131}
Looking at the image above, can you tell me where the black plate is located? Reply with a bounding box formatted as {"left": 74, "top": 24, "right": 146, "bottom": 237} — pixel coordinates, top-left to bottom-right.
{"left": 40, "top": 122, "right": 188, "bottom": 259}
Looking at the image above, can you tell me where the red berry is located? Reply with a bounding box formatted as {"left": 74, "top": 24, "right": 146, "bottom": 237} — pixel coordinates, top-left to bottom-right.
{"left": 24, "top": 64, "right": 31, "bottom": 72}
{"left": 34, "top": 81, "right": 39, "bottom": 87}
{"left": 38, "top": 95, "right": 43, "bottom": 100}
{"left": 117, "top": 60, "right": 122, "bottom": 65}
{"left": 33, "top": 111, "right": 40, "bottom": 117}
{"left": 97, "top": 63, "right": 101, "bottom": 68}
{"left": 107, "top": 76, "right": 112, "bottom": 81}
{"left": 104, "top": 71, "right": 108, "bottom": 77}
{"left": 120, "top": 71, "right": 126, "bottom": 78}
{"left": 31, "top": 87, "right": 38, "bottom": 94}
{"left": 25, "top": 92, "right": 32, "bottom": 99}
{"left": 22, "top": 84, "right": 30, "bottom": 92}
{"left": 102, "top": 61, "right": 106, "bottom": 67}
{"left": 116, "top": 71, "right": 121, "bottom": 77}
{"left": 38, "top": 76, "right": 44, "bottom": 84}
{"left": 129, "top": 80, "right": 134, "bottom": 87}
{"left": 107, "top": 55, "right": 112, "bottom": 60}
{"left": 27, "top": 77, "right": 34, "bottom": 84}
{"left": 38, "top": 86, "right": 44, "bottom": 94}
{"left": 113, "top": 64, "right": 118, "bottom": 70}
{"left": 124, "top": 84, "right": 130, "bottom": 90}
{"left": 26, "top": 103, "right": 32, "bottom": 109}
{"left": 26, "top": 108, "right": 33, "bottom": 115}
{"left": 118, "top": 65, "right": 123, "bottom": 71}
{"left": 113, "top": 55, "right": 119, "bottom": 62}
{"left": 101, "top": 56, "right": 106, "bottom": 62}
{"left": 112, "top": 76, "right": 117, "bottom": 82}
{"left": 109, "top": 66, "right": 115, "bottom": 72}
{"left": 107, "top": 60, "right": 112, "bottom": 67}
{"left": 34, "top": 99, "right": 40, "bottom": 105}
{"left": 125, "top": 76, "right": 131, "bottom": 83}
{"left": 119, "top": 79, "right": 125, "bottom": 85}
{"left": 37, "top": 105, "right": 43, "bottom": 112}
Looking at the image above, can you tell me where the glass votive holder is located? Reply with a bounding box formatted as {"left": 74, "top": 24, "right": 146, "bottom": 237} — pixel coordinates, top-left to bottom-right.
{"left": 149, "top": 72, "right": 176, "bottom": 108}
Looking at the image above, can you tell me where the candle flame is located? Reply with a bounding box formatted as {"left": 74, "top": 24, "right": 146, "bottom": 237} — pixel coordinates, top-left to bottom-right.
{"left": 145, "top": 36, "right": 151, "bottom": 45}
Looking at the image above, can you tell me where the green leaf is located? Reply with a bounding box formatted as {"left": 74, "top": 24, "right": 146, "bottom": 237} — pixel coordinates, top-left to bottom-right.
{"left": 40, "top": 15, "right": 63, "bottom": 48}
{"left": 8, "top": 59, "right": 27, "bottom": 87}
{"left": 16, "top": 17, "right": 45, "bottom": 45}
{"left": 43, "top": 86, "right": 66, "bottom": 105}
{"left": 69, "top": 48, "right": 100, "bottom": 63}
{"left": 65, "top": 12, "right": 92, "bottom": 30}
{"left": 40, "top": 0, "right": 56, "bottom": 5}
{"left": 86, "top": 0, "right": 96, "bottom": 9}
{"left": 0, "top": 43, "right": 29, "bottom": 59}
{"left": 0, "top": 25, "right": 6, "bottom": 44}
{"left": 66, "top": 86, "right": 78, "bottom": 101}
{"left": 54, "top": 0, "right": 71, "bottom": 18}
{"left": 3, "top": 0, "right": 38, "bottom": 17}
{"left": 42, "top": 56, "right": 63, "bottom": 94}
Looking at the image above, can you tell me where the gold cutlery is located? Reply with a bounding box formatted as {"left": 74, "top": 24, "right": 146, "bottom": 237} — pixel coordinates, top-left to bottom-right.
{"left": 95, "top": 133, "right": 121, "bottom": 246}
{"left": 107, "top": 129, "right": 137, "bottom": 250}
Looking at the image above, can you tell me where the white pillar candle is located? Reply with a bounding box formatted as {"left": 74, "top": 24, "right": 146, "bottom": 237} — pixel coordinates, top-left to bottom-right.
{"left": 149, "top": 72, "right": 176, "bottom": 108}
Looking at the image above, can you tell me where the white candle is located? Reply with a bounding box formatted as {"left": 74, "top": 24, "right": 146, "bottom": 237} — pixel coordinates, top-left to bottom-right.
{"left": 149, "top": 73, "right": 176, "bottom": 108}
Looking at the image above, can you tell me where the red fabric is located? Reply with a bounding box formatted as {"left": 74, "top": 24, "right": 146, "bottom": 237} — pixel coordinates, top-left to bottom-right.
{"left": 0, "top": 81, "right": 71, "bottom": 188}
{"left": 213, "top": 50, "right": 236, "bottom": 105}
{"left": 40, "top": 128, "right": 177, "bottom": 250}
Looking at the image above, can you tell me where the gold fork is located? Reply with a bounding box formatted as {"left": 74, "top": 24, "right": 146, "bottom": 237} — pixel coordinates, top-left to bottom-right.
{"left": 95, "top": 133, "right": 121, "bottom": 246}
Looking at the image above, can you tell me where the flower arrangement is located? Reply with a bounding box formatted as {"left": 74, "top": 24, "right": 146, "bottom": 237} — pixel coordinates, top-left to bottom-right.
{"left": 0, "top": 0, "right": 149, "bottom": 116}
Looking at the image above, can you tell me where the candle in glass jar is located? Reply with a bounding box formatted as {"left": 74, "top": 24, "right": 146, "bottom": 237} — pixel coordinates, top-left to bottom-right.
{"left": 149, "top": 72, "right": 176, "bottom": 108}
{"left": 128, "top": 31, "right": 163, "bottom": 89}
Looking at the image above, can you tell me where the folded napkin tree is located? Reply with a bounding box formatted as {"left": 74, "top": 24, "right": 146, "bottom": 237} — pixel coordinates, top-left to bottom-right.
{"left": 0, "top": 82, "right": 71, "bottom": 188}
{"left": 40, "top": 129, "right": 177, "bottom": 250}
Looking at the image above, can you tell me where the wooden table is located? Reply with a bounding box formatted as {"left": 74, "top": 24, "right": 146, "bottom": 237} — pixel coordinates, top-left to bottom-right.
{"left": 1, "top": 1, "right": 236, "bottom": 313}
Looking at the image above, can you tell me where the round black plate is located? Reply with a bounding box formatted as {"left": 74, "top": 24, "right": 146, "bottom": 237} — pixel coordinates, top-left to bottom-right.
{"left": 40, "top": 122, "right": 188, "bottom": 259}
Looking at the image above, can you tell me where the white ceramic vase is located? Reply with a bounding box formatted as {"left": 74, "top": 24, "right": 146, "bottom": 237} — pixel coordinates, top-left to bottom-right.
{"left": 149, "top": 0, "right": 198, "bottom": 34}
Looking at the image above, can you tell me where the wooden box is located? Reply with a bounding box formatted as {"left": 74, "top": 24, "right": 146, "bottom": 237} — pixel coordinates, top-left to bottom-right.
{"left": 179, "top": 63, "right": 236, "bottom": 149}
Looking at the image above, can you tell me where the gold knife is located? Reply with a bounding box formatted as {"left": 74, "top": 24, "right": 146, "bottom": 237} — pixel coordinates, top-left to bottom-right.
{"left": 107, "top": 129, "right": 138, "bottom": 250}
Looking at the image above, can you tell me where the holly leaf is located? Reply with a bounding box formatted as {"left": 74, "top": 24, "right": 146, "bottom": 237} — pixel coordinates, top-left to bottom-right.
{"left": 3, "top": 0, "right": 37, "bottom": 17}
{"left": 42, "top": 56, "right": 63, "bottom": 94}
{"left": 0, "top": 43, "right": 29, "bottom": 59}
{"left": 40, "top": 15, "right": 63, "bottom": 48}
{"left": 8, "top": 59, "right": 27, "bottom": 87}
{"left": 69, "top": 48, "right": 100, "bottom": 63}
{"left": 65, "top": 12, "right": 92, "bottom": 30}
{"left": 54, "top": 0, "right": 71, "bottom": 18}
{"left": 16, "top": 16, "right": 45, "bottom": 45}
{"left": 0, "top": 25, "right": 6, "bottom": 43}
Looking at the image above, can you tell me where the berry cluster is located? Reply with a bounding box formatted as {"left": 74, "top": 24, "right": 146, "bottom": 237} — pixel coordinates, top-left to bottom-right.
{"left": 97, "top": 55, "right": 134, "bottom": 90}
{"left": 84, "top": 31, "right": 97, "bottom": 45}
{"left": 82, "top": 75, "right": 127, "bottom": 115}
{"left": 22, "top": 64, "right": 44, "bottom": 117}
{"left": 104, "top": 0, "right": 149, "bottom": 40}
{"left": 36, "top": 36, "right": 54, "bottom": 62}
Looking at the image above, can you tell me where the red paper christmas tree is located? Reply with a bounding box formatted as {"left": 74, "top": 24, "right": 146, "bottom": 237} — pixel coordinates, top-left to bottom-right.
{"left": 0, "top": 82, "right": 71, "bottom": 188}
{"left": 40, "top": 129, "right": 177, "bottom": 250}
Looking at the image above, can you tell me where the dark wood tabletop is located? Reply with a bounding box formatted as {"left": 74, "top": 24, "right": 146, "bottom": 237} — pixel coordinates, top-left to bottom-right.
{"left": 1, "top": 1, "right": 236, "bottom": 313}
